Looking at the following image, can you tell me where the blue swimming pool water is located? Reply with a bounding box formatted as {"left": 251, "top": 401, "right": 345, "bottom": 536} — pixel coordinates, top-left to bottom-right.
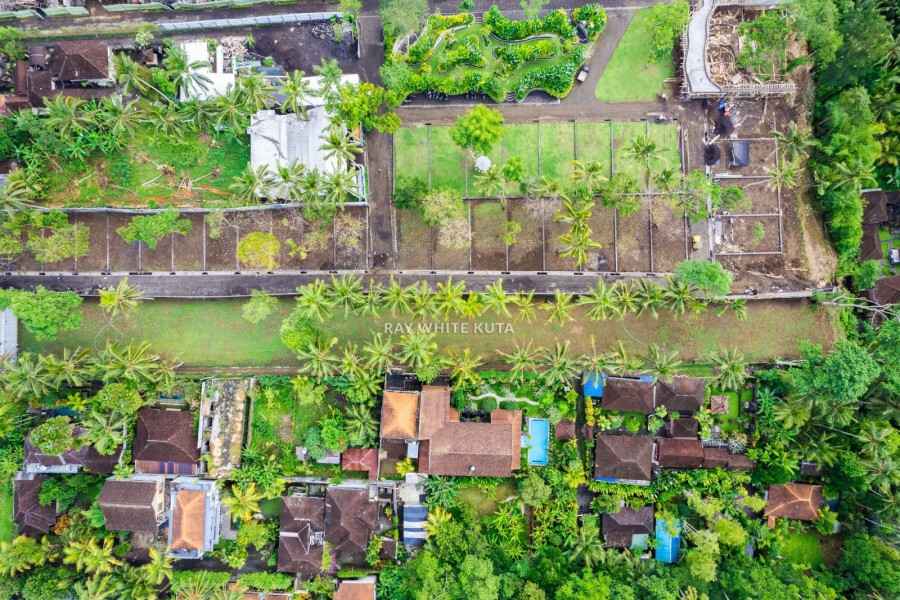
{"left": 522, "top": 418, "right": 550, "bottom": 466}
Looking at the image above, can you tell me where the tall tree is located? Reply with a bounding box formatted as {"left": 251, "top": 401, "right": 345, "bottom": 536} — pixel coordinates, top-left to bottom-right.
{"left": 449, "top": 105, "right": 504, "bottom": 156}
{"left": 99, "top": 277, "right": 147, "bottom": 319}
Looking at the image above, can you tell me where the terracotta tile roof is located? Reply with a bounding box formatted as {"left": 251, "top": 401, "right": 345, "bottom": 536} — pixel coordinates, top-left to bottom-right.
{"left": 709, "top": 395, "right": 729, "bottom": 415}
{"left": 13, "top": 475, "right": 56, "bottom": 536}
{"left": 555, "top": 419, "right": 576, "bottom": 440}
{"left": 602, "top": 505, "right": 654, "bottom": 548}
{"left": 277, "top": 496, "right": 325, "bottom": 574}
{"left": 170, "top": 490, "right": 206, "bottom": 552}
{"left": 326, "top": 487, "right": 377, "bottom": 569}
{"left": 701, "top": 447, "right": 755, "bottom": 471}
{"left": 601, "top": 378, "right": 655, "bottom": 414}
{"left": 657, "top": 438, "right": 704, "bottom": 469}
{"left": 98, "top": 478, "right": 162, "bottom": 532}
{"left": 341, "top": 448, "right": 378, "bottom": 481}
{"left": 23, "top": 428, "right": 119, "bottom": 474}
{"left": 862, "top": 191, "right": 890, "bottom": 224}
{"left": 867, "top": 275, "right": 900, "bottom": 306}
{"left": 334, "top": 580, "right": 376, "bottom": 600}
{"left": 764, "top": 483, "right": 823, "bottom": 521}
{"left": 655, "top": 377, "right": 706, "bottom": 412}
{"left": 594, "top": 435, "right": 653, "bottom": 482}
{"left": 49, "top": 41, "right": 109, "bottom": 81}
{"left": 134, "top": 409, "right": 199, "bottom": 474}
{"left": 417, "top": 386, "right": 522, "bottom": 477}
{"left": 668, "top": 417, "right": 699, "bottom": 439}
{"left": 381, "top": 391, "right": 419, "bottom": 439}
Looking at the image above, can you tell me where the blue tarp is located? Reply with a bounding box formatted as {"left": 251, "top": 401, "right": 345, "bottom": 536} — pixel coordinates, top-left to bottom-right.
{"left": 583, "top": 372, "right": 604, "bottom": 397}
{"left": 655, "top": 519, "right": 681, "bottom": 563}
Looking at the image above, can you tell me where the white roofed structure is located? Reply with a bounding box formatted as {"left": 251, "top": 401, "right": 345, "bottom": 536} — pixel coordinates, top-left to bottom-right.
{"left": 248, "top": 107, "right": 337, "bottom": 176}
{"left": 179, "top": 41, "right": 236, "bottom": 102}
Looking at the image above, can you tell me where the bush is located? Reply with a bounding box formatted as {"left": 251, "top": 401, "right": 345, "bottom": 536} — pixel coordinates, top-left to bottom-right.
{"left": 646, "top": 0, "right": 690, "bottom": 61}
{"left": 674, "top": 259, "right": 734, "bottom": 297}
{"left": 437, "top": 35, "right": 486, "bottom": 73}
{"left": 851, "top": 260, "right": 880, "bottom": 292}
{"left": 280, "top": 308, "right": 319, "bottom": 355}
{"left": 237, "top": 231, "right": 281, "bottom": 271}
{"left": 513, "top": 46, "right": 586, "bottom": 100}
{"left": 572, "top": 4, "right": 607, "bottom": 41}
{"left": 494, "top": 39, "right": 556, "bottom": 71}
{"left": 485, "top": 5, "right": 576, "bottom": 41}
{"left": 116, "top": 208, "right": 191, "bottom": 249}
{"left": 393, "top": 176, "right": 428, "bottom": 210}
{"left": 237, "top": 572, "right": 293, "bottom": 592}
{"left": 421, "top": 188, "right": 465, "bottom": 227}
{"left": 170, "top": 571, "right": 232, "bottom": 594}
{"left": 0, "top": 287, "right": 82, "bottom": 342}
{"left": 26, "top": 223, "right": 90, "bottom": 264}
{"left": 242, "top": 289, "right": 278, "bottom": 324}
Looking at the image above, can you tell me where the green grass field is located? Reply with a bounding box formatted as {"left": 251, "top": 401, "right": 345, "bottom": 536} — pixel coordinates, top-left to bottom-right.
{"left": 0, "top": 486, "right": 15, "bottom": 542}
{"left": 22, "top": 298, "right": 838, "bottom": 368}
{"left": 539, "top": 123, "right": 575, "bottom": 182}
{"left": 574, "top": 122, "right": 613, "bottom": 177}
{"left": 781, "top": 530, "right": 826, "bottom": 567}
{"left": 595, "top": 8, "right": 675, "bottom": 102}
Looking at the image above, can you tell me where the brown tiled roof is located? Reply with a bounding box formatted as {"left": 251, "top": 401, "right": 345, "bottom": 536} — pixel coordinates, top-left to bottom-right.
{"left": 862, "top": 191, "right": 890, "bottom": 224}
{"left": 594, "top": 435, "right": 653, "bottom": 482}
{"left": 98, "top": 478, "right": 161, "bottom": 533}
{"left": 278, "top": 496, "right": 325, "bottom": 574}
{"left": 867, "top": 275, "right": 900, "bottom": 306}
{"left": 668, "top": 417, "right": 699, "bottom": 439}
{"left": 380, "top": 538, "right": 398, "bottom": 561}
{"left": 417, "top": 386, "right": 522, "bottom": 477}
{"left": 655, "top": 377, "right": 706, "bottom": 412}
{"left": 764, "top": 483, "right": 823, "bottom": 521}
{"left": 13, "top": 475, "right": 56, "bottom": 536}
{"left": 657, "top": 438, "right": 704, "bottom": 469}
{"left": 23, "top": 428, "right": 119, "bottom": 474}
{"left": 701, "top": 447, "right": 755, "bottom": 471}
{"left": 381, "top": 391, "right": 419, "bottom": 439}
{"left": 860, "top": 223, "right": 883, "bottom": 261}
{"left": 602, "top": 505, "right": 654, "bottom": 548}
{"left": 601, "top": 378, "right": 655, "bottom": 414}
{"left": 555, "top": 419, "right": 576, "bottom": 440}
{"left": 134, "top": 409, "right": 199, "bottom": 474}
{"left": 709, "top": 395, "right": 729, "bottom": 415}
{"left": 341, "top": 448, "right": 378, "bottom": 481}
{"left": 170, "top": 490, "right": 206, "bottom": 552}
{"left": 26, "top": 70, "right": 51, "bottom": 108}
{"left": 326, "top": 487, "right": 377, "bottom": 569}
{"left": 50, "top": 41, "right": 109, "bottom": 81}
{"left": 334, "top": 580, "right": 376, "bottom": 600}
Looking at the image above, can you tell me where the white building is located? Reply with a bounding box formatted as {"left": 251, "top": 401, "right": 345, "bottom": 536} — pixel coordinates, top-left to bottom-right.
{"left": 178, "top": 41, "right": 236, "bottom": 102}
{"left": 248, "top": 107, "right": 338, "bottom": 176}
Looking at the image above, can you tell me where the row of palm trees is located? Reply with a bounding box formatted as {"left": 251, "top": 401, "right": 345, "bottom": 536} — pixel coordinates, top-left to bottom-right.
{"left": 291, "top": 274, "right": 744, "bottom": 325}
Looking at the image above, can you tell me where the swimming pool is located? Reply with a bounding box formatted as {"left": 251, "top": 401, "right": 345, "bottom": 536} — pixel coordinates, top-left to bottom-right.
{"left": 521, "top": 418, "right": 550, "bottom": 466}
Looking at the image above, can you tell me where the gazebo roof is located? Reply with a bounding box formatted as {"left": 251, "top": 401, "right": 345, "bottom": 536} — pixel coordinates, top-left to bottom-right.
{"left": 710, "top": 395, "right": 729, "bottom": 415}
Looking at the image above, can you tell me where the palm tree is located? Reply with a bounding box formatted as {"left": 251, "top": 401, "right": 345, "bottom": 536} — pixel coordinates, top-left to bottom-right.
{"left": 299, "top": 166, "right": 325, "bottom": 204}
{"left": 537, "top": 176, "right": 568, "bottom": 203}
{"left": 223, "top": 484, "right": 263, "bottom": 522}
{"left": 558, "top": 228, "right": 601, "bottom": 270}
{"left": 319, "top": 124, "right": 363, "bottom": 166}
{"left": 139, "top": 546, "right": 173, "bottom": 586}
{"left": 624, "top": 133, "right": 663, "bottom": 179}
{"left": 709, "top": 347, "right": 747, "bottom": 391}
{"left": 74, "top": 575, "right": 119, "bottom": 600}
{"left": 1, "top": 353, "right": 53, "bottom": 403}
{"left": 98, "top": 341, "right": 173, "bottom": 387}
{"left": 641, "top": 344, "right": 681, "bottom": 380}
{"left": 446, "top": 348, "right": 482, "bottom": 388}
{"left": 344, "top": 404, "right": 379, "bottom": 445}
{"left": 652, "top": 167, "right": 681, "bottom": 201}
{"left": 178, "top": 99, "right": 214, "bottom": 133}
{"left": 475, "top": 165, "right": 507, "bottom": 203}
{"left": 270, "top": 159, "right": 306, "bottom": 203}
{"left": 295, "top": 336, "right": 339, "bottom": 377}
{"left": 295, "top": 280, "right": 334, "bottom": 322}
{"left": 633, "top": 279, "right": 665, "bottom": 319}
{"left": 97, "top": 95, "right": 143, "bottom": 142}
{"left": 662, "top": 275, "right": 696, "bottom": 316}
{"left": 230, "top": 164, "right": 277, "bottom": 205}
{"left": 0, "top": 535, "right": 51, "bottom": 576}
{"left": 80, "top": 409, "right": 128, "bottom": 456}
{"left": 772, "top": 396, "right": 811, "bottom": 430}
{"left": 571, "top": 160, "right": 608, "bottom": 194}
{"left": 328, "top": 274, "right": 364, "bottom": 315}
{"left": 565, "top": 518, "right": 606, "bottom": 568}
{"left": 578, "top": 279, "right": 619, "bottom": 321}
{"left": 765, "top": 159, "right": 801, "bottom": 194}
{"left": 816, "top": 159, "right": 878, "bottom": 195}
{"left": 147, "top": 101, "right": 183, "bottom": 141}
{"left": 541, "top": 341, "right": 578, "bottom": 388}
{"left": 612, "top": 281, "right": 638, "bottom": 316}
{"left": 501, "top": 341, "right": 540, "bottom": 381}
{"left": 313, "top": 58, "right": 343, "bottom": 100}
{"left": 542, "top": 290, "right": 576, "bottom": 325}
{"left": 355, "top": 279, "right": 384, "bottom": 318}
{"left": 425, "top": 507, "right": 452, "bottom": 539}
{"left": 338, "top": 341, "right": 365, "bottom": 380}
{"left": 606, "top": 341, "right": 643, "bottom": 376}
{"left": 99, "top": 277, "right": 147, "bottom": 319}
{"left": 111, "top": 53, "right": 157, "bottom": 98}
{"left": 433, "top": 276, "right": 466, "bottom": 321}
{"left": 210, "top": 85, "right": 251, "bottom": 132}
{"left": 771, "top": 122, "right": 816, "bottom": 162}
{"left": 408, "top": 280, "right": 436, "bottom": 319}
{"left": 0, "top": 178, "right": 34, "bottom": 216}
{"left": 280, "top": 70, "right": 314, "bottom": 119}
{"left": 460, "top": 292, "right": 484, "bottom": 319}
{"left": 581, "top": 337, "right": 610, "bottom": 386}
{"left": 43, "top": 95, "right": 94, "bottom": 141}
{"left": 512, "top": 290, "right": 537, "bottom": 323}
{"left": 399, "top": 331, "right": 438, "bottom": 371}
{"left": 383, "top": 276, "right": 412, "bottom": 315}
{"left": 323, "top": 168, "right": 361, "bottom": 208}
{"left": 483, "top": 279, "right": 512, "bottom": 317}
{"left": 42, "top": 346, "right": 92, "bottom": 389}
{"left": 163, "top": 45, "right": 212, "bottom": 100}
{"left": 63, "top": 537, "right": 123, "bottom": 575}
{"left": 362, "top": 333, "right": 395, "bottom": 373}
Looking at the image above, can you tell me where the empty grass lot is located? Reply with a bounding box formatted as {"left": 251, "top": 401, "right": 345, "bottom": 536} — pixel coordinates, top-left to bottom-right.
{"left": 22, "top": 298, "right": 838, "bottom": 368}
{"left": 781, "top": 531, "right": 826, "bottom": 567}
{"left": 595, "top": 8, "right": 674, "bottom": 102}
{"left": 0, "top": 486, "right": 15, "bottom": 542}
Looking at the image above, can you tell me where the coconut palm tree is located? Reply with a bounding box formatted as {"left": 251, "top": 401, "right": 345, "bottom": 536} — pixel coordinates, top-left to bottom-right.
{"left": 537, "top": 177, "right": 568, "bottom": 203}
{"left": 97, "top": 341, "right": 172, "bottom": 387}
{"left": 0, "top": 178, "right": 35, "bottom": 216}
{"left": 299, "top": 166, "right": 325, "bottom": 203}
{"left": 338, "top": 341, "right": 365, "bottom": 381}
{"left": 446, "top": 348, "right": 482, "bottom": 388}
{"left": 313, "top": 58, "right": 343, "bottom": 101}
{"left": 662, "top": 275, "right": 696, "bottom": 315}
{"left": 43, "top": 95, "right": 94, "bottom": 141}
{"left": 571, "top": 159, "right": 608, "bottom": 194}
{"left": 542, "top": 289, "right": 576, "bottom": 325}
{"left": 709, "top": 347, "right": 747, "bottom": 391}
{"left": 0, "top": 535, "right": 52, "bottom": 576}
{"left": 399, "top": 331, "right": 437, "bottom": 371}
{"left": 362, "top": 332, "right": 395, "bottom": 373}
{"left": 633, "top": 279, "right": 665, "bottom": 319}
{"left": 42, "top": 346, "right": 92, "bottom": 389}
{"left": 652, "top": 166, "right": 681, "bottom": 201}
{"left": 280, "top": 70, "right": 315, "bottom": 119}
{"left": 178, "top": 99, "right": 214, "bottom": 133}
{"left": 74, "top": 575, "right": 119, "bottom": 600}
{"left": 64, "top": 537, "right": 122, "bottom": 575}
{"left": 147, "top": 101, "right": 183, "bottom": 141}
{"left": 460, "top": 292, "right": 485, "bottom": 319}
{"left": 501, "top": 341, "right": 540, "bottom": 381}
{"left": 475, "top": 164, "right": 507, "bottom": 203}
{"left": 322, "top": 168, "right": 360, "bottom": 209}
{"left": 558, "top": 228, "right": 601, "bottom": 270}
{"left": 320, "top": 124, "right": 363, "bottom": 166}
{"left": 383, "top": 276, "right": 412, "bottom": 315}
{"left": 541, "top": 341, "right": 578, "bottom": 388}
{"left": 483, "top": 279, "right": 512, "bottom": 317}
{"left": 433, "top": 276, "right": 466, "bottom": 321}
{"left": 111, "top": 52, "right": 163, "bottom": 99}
{"left": 816, "top": 159, "right": 878, "bottom": 195}
{"left": 771, "top": 122, "right": 816, "bottom": 162}
{"left": 97, "top": 95, "right": 143, "bottom": 142}
{"left": 328, "top": 274, "right": 364, "bottom": 315}
{"left": 765, "top": 159, "right": 801, "bottom": 194}
{"left": 641, "top": 344, "right": 681, "bottom": 380}
{"left": 295, "top": 336, "right": 339, "bottom": 378}
{"left": 163, "top": 45, "right": 212, "bottom": 100}
{"left": 578, "top": 279, "right": 619, "bottom": 321}
{"left": 1, "top": 353, "right": 52, "bottom": 404}
{"left": 611, "top": 281, "right": 638, "bottom": 316}
{"left": 295, "top": 280, "right": 334, "bottom": 322}
{"left": 606, "top": 341, "right": 643, "bottom": 376}
{"left": 772, "top": 396, "right": 811, "bottom": 430}
{"left": 80, "top": 409, "right": 128, "bottom": 456}
{"left": 209, "top": 85, "right": 250, "bottom": 132}
{"left": 355, "top": 279, "right": 384, "bottom": 318}
{"left": 223, "top": 484, "right": 263, "bottom": 522}
{"left": 624, "top": 133, "right": 663, "bottom": 179}
{"left": 139, "top": 546, "right": 173, "bottom": 586}
{"left": 99, "top": 277, "right": 147, "bottom": 319}
{"left": 230, "top": 164, "right": 277, "bottom": 205}
{"left": 581, "top": 337, "right": 610, "bottom": 386}
{"left": 512, "top": 290, "right": 537, "bottom": 323}
{"left": 408, "top": 280, "right": 436, "bottom": 319}
{"left": 344, "top": 404, "right": 379, "bottom": 445}
{"left": 274, "top": 159, "right": 307, "bottom": 204}
{"left": 565, "top": 518, "right": 606, "bottom": 568}
{"left": 425, "top": 507, "right": 452, "bottom": 539}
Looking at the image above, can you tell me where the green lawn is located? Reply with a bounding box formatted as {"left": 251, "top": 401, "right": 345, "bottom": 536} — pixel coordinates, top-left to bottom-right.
{"left": 574, "top": 121, "right": 613, "bottom": 177}
{"left": 457, "top": 481, "right": 517, "bottom": 516}
{"left": 0, "top": 485, "right": 15, "bottom": 542}
{"left": 394, "top": 126, "right": 430, "bottom": 186}
{"left": 22, "top": 298, "right": 838, "bottom": 368}
{"left": 781, "top": 530, "right": 826, "bottom": 567}
{"left": 595, "top": 8, "right": 675, "bottom": 102}
{"left": 539, "top": 122, "right": 575, "bottom": 183}
{"left": 613, "top": 121, "right": 651, "bottom": 182}
{"left": 712, "top": 389, "right": 749, "bottom": 433}
{"left": 429, "top": 126, "right": 467, "bottom": 193}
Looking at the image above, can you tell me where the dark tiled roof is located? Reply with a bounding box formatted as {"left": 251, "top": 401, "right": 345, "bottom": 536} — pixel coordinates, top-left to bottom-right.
{"left": 326, "top": 487, "right": 377, "bottom": 570}
{"left": 764, "top": 483, "right": 823, "bottom": 521}
{"left": 657, "top": 438, "right": 704, "bottom": 469}
{"left": 341, "top": 448, "right": 378, "bottom": 481}
{"left": 594, "top": 435, "right": 653, "bottom": 482}
{"left": 50, "top": 41, "right": 109, "bottom": 81}
{"left": 701, "top": 447, "right": 756, "bottom": 471}
{"left": 862, "top": 191, "right": 891, "bottom": 224}
{"left": 278, "top": 496, "right": 325, "bottom": 574}
{"left": 602, "top": 505, "right": 654, "bottom": 548}
{"left": 668, "top": 417, "right": 699, "bottom": 439}
{"left": 23, "top": 428, "right": 119, "bottom": 474}
{"left": 867, "top": 276, "right": 900, "bottom": 306}
{"left": 98, "top": 478, "right": 161, "bottom": 533}
{"left": 799, "top": 461, "right": 824, "bottom": 477}
{"left": 555, "top": 419, "right": 576, "bottom": 440}
{"left": 133, "top": 409, "right": 199, "bottom": 474}
{"left": 860, "top": 223, "right": 883, "bottom": 262}
{"left": 601, "top": 378, "right": 655, "bottom": 414}
{"left": 13, "top": 475, "right": 56, "bottom": 536}
{"left": 655, "top": 377, "right": 706, "bottom": 412}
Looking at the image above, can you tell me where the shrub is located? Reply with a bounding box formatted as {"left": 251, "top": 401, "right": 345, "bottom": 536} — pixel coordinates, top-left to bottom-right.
{"left": 421, "top": 188, "right": 466, "bottom": 227}
{"left": 513, "top": 46, "right": 586, "bottom": 100}
{"left": 237, "top": 572, "right": 293, "bottom": 592}
{"left": 646, "top": 0, "right": 690, "bottom": 60}
{"left": 237, "top": 231, "right": 281, "bottom": 271}
{"left": 674, "top": 259, "right": 733, "bottom": 297}
{"left": 485, "top": 5, "right": 577, "bottom": 41}
{"left": 26, "top": 223, "right": 90, "bottom": 264}
{"left": 437, "top": 35, "right": 486, "bottom": 73}
{"left": 116, "top": 208, "right": 191, "bottom": 249}
{"left": 280, "top": 307, "right": 319, "bottom": 355}
{"left": 0, "top": 286, "right": 82, "bottom": 342}
{"left": 30, "top": 416, "right": 75, "bottom": 456}
{"left": 242, "top": 289, "right": 278, "bottom": 324}
{"left": 572, "top": 4, "right": 607, "bottom": 41}
{"left": 393, "top": 175, "right": 428, "bottom": 210}
{"left": 494, "top": 39, "right": 556, "bottom": 72}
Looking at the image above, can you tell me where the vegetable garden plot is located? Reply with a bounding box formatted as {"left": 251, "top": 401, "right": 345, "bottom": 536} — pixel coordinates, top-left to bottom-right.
{"left": 544, "top": 215, "right": 579, "bottom": 271}
{"left": 467, "top": 140, "right": 503, "bottom": 198}
{"left": 616, "top": 198, "right": 652, "bottom": 273}
{"left": 500, "top": 124, "right": 540, "bottom": 195}
{"left": 507, "top": 199, "right": 545, "bottom": 271}
{"left": 76, "top": 214, "right": 108, "bottom": 273}
{"left": 429, "top": 127, "right": 467, "bottom": 195}
{"left": 394, "top": 126, "right": 430, "bottom": 187}
{"left": 715, "top": 215, "right": 781, "bottom": 254}
{"left": 173, "top": 214, "right": 206, "bottom": 272}
{"left": 299, "top": 221, "right": 335, "bottom": 271}
{"left": 471, "top": 201, "right": 508, "bottom": 270}
{"left": 714, "top": 178, "right": 779, "bottom": 214}
{"left": 539, "top": 122, "right": 575, "bottom": 184}
{"left": 141, "top": 233, "right": 174, "bottom": 272}
{"left": 106, "top": 214, "right": 140, "bottom": 273}
{"left": 587, "top": 205, "right": 617, "bottom": 272}
{"left": 432, "top": 222, "right": 470, "bottom": 270}
{"left": 334, "top": 206, "right": 369, "bottom": 270}
{"left": 612, "top": 121, "right": 651, "bottom": 183}
{"left": 271, "top": 212, "right": 304, "bottom": 271}
{"left": 204, "top": 221, "right": 239, "bottom": 272}
{"left": 574, "top": 121, "right": 613, "bottom": 177}
{"left": 650, "top": 197, "right": 687, "bottom": 273}
{"left": 397, "top": 209, "right": 432, "bottom": 270}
